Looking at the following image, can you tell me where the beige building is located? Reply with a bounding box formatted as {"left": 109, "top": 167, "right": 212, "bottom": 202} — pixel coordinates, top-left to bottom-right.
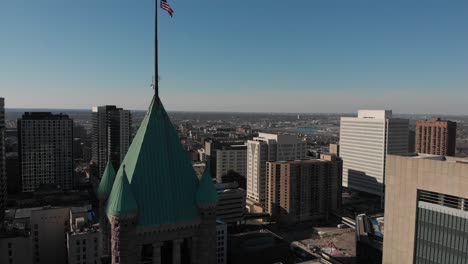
{"left": 247, "top": 133, "right": 306, "bottom": 209}
{"left": 265, "top": 154, "right": 342, "bottom": 224}
{"left": 67, "top": 209, "right": 100, "bottom": 264}
{"left": 383, "top": 154, "right": 468, "bottom": 264}
{"left": 215, "top": 145, "right": 247, "bottom": 182}
{"left": 0, "top": 230, "right": 32, "bottom": 264}
{"left": 0, "top": 205, "right": 97, "bottom": 264}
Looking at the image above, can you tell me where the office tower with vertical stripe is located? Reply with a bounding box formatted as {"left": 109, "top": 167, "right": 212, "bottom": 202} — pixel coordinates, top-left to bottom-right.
{"left": 91, "top": 105, "right": 132, "bottom": 177}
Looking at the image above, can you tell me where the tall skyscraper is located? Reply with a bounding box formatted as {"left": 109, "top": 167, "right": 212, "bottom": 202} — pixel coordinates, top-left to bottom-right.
{"left": 383, "top": 154, "right": 468, "bottom": 264}
{"left": 265, "top": 153, "right": 342, "bottom": 224}
{"left": 246, "top": 133, "right": 306, "bottom": 210}
{"left": 99, "top": 96, "right": 218, "bottom": 263}
{"left": 0, "top": 98, "right": 5, "bottom": 221}
{"left": 340, "top": 110, "right": 409, "bottom": 197}
{"left": 91, "top": 105, "right": 131, "bottom": 177}
{"left": 18, "top": 112, "right": 73, "bottom": 192}
{"left": 416, "top": 117, "right": 457, "bottom": 156}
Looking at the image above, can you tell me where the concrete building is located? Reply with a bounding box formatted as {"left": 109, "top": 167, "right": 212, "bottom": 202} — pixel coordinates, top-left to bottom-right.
{"left": 197, "top": 148, "right": 206, "bottom": 162}
{"left": 18, "top": 112, "right": 74, "bottom": 192}
{"left": 329, "top": 143, "right": 339, "bottom": 156}
{"left": 216, "top": 220, "right": 227, "bottom": 264}
{"left": 383, "top": 154, "right": 468, "bottom": 264}
{"left": 215, "top": 145, "right": 247, "bottom": 183}
{"left": 0, "top": 205, "right": 96, "bottom": 264}
{"left": 0, "top": 98, "right": 5, "bottom": 221}
{"left": 247, "top": 133, "right": 306, "bottom": 210}
{"left": 67, "top": 212, "right": 100, "bottom": 264}
{"left": 91, "top": 105, "right": 132, "bottom": 178}
{"left": 356, "top": 213, "right": 383, "bottom": 264}
{"left": 265, "top": 153, "right": 342, "bottom": 223}
{"left": 99, "top": 95, "right": 218, "bottom": 264}
{"left": 205, "top": 139, "right": 245, "bottom": 178}
{"left": 0, "top": 229, "right": 32, "bottom": 264}
{"left": 340, "top": 110, "right": 409, "bottom": 197}
{"left": 416, "top": 117, "right": 457, "bottom": 156}
{"left": 215, "top": 182, "right": 246, "bottom": 225}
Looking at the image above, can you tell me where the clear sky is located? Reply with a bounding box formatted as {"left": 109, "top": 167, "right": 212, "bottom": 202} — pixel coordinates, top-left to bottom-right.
{"left": 1, "top": 0, "right": 467, "bottom": 114}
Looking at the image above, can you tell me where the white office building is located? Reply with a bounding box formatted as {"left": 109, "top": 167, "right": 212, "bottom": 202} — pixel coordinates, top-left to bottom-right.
{"left": 340, "top": 110, "right": 409, "bottom": 196}
{"left": 246, "top": 133, "right": 306, "bottom": 207}
{"left": 215, "top": 145, "right": 247, "bottom": 182}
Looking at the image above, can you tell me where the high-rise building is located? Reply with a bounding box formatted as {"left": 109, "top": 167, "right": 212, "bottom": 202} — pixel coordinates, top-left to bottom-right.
{"left": 216, "top": 220, "right": 227, "bottom": 264}
{"left": 383, "top": 154, "right": 468, "bottom": 264}
{"left": 340, "top": 110, "right": 409, "bottom": 197}
{"left": 0, "top": 205, "right": 98, "bottom": 264}
{"left": 416, "top": 117, "right": 457, "bottom": 156}
{"left": 205, "top": 139, "right": 244, "bottom": 178}
{"left": 99, "top": 96, "right": 218, "bottom": 264}
{"left": 215, "top": 182, "right": 246, "bottom": 225}
{"left": 0, "top": 98, "right": 5, "bottom": 221}
{"left": 215, "top": 145, "right": 247, "bottom": 183}
{"left": 408, "top": 129, "right": 416, "bottom": 153}
{"left": 265, "top": 153, "right": 342, "bottom": 224}
{"left": 246, "top": 133, "right": 306, "bottom": 210}
{"left": 91, "top": 105, "right": 131, "bottom": 177}
{"left": 18, "top": 112, "right": 73, "bottom": 192}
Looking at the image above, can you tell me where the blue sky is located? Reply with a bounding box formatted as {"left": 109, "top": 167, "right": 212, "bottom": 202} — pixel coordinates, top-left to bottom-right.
{"left": 1, "top": 0, "right": 467, "bottom": 114}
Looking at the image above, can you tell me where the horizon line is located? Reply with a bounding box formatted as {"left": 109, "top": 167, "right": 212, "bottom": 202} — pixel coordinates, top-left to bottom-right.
{"left": 4, "top": 107, "right": 468, "bottom": 117}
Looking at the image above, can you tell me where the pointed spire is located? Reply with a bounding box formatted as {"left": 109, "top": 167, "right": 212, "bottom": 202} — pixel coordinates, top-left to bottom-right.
{"left": 196, "top": 161, "right": 218, "bottom": 207}
{"left": 97, "top": 160, "right": 116, "bottom": 199}
{"left": 105, "top": 166, "right": 138, "bottom": 217}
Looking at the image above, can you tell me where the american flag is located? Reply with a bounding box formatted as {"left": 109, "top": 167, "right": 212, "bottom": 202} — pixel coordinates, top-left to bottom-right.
{"left": 160, "top": 0, "right": 174, "bottom": 17}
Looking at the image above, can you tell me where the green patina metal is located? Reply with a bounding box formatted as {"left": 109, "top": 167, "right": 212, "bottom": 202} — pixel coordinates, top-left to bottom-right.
{"left": 106, "top": 96, "right": 207, "bottom": 226}
{"left": 196, "top": 162, "right": 218, "bottom": 206}
{"left": 97, "top": 160, "right": 116, "bottom": 197}
{"left": 105, "top": 167, "right": 138, "bottom": 216}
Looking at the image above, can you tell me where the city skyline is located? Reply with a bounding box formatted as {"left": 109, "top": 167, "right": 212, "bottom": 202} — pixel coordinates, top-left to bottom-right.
{"left": 1, "top": 0, "right": 468, "bottom": 114}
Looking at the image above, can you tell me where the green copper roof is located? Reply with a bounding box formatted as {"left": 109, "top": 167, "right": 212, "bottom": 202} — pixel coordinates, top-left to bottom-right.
{"left": 105, "top": 167, "right": 138, "bottom": 216}
{"left": 196, "top": 162, "right": 218, "bottom": 206}
{"left": 97, "top": 160, "right": 116, "bottom": 198}
{"left": 106, "top": 96, "right": 200, "bottom": 227}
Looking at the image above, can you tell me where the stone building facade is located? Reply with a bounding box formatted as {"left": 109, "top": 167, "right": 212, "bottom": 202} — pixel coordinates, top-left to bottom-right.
{"left": 98, "top": 96, "right": 218, "bottom": 264}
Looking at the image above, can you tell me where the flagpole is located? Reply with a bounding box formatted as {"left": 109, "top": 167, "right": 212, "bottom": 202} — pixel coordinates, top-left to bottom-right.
{"left": 155, "top": 0, "right": 159, "bottom": 98}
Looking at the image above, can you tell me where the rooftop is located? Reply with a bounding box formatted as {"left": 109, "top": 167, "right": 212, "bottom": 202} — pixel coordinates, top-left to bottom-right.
{"left": 397, "top": 153, "right": 468, "bottom": 163}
